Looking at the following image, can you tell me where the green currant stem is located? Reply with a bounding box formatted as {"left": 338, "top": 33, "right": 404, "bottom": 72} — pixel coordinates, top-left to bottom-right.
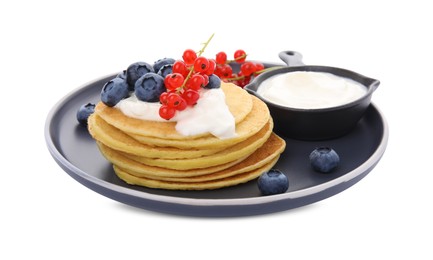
{"left": 176, "top": 66, "right": 195, "bottom": 93}
{"left": 226, "top": 75, "right": 244, "bottom": 81}
{"left": 197, "top": 33, "right": 215, "bottom": 56}
{"left": 178, "top": 33, "right": 215, "bottom": 91}
{"left": 226, "top": 53, "right": 248, "bottom": 64}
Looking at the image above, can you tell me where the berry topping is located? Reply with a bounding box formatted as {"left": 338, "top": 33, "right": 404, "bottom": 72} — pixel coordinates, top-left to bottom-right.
{"left": 186, "top": 74, "right": 205, "bottom": 90}
{"left": 172, "top": 60, "right": 189, "bottom": 77}
{"left": 153, "top": 57, "right": 175, "bottom": 73}
{"left": 166, "top": 92, "right": 184, "bottom": 108}
{"left": 257, "top": 169, "right": 289, "bottom": 195}
{"left": 126, "top": 62, "right": 154, "bottom": 90}
{"left": 215, "top": 51, "right": 227, "bottom": 65}
{"left": 154, "top": 34, "right": 221, "bottom": 120}
{"left": 182, "top": 89, "right": 200, "bottom": 105}
{"left": 212, "top": 49, "right": 275, "bottom": 88}
{"left": 255, "top": 62, "right": 265, "bottom": 72}
{"left": 101, "top": 34, "right": 250, "bottom": 121}
{"left": 182, "top": 49, "right": 198, "bottom": 65}
{"left": 201, "top": 74, "right": 209, "bottom": 86}
{"left": 157, "top": 64, "right": 173, "bottom": 78}
{"left": 240, "top": 61, "right": 256, "bottom": 77}
{"left": 234, "top": 49, "right": 247, "bottom": 63}
{"left": 205, "top": 59, "right": 217, "bottom": 76}
{"left": 76, "top": 103, "right": 95, "bottom": 126}
{"left": 134, "top": 73, "right": 165, "bottom": 102}
{"left": 116, "top": 70, "right": 127, "bottom": 80}
{"left": 101, "top": 78, "right": 129, "bottom": 107}
{"left": 219, "top": 64, "right": 233, "bottom": 78}
{"left": 159, "top": 105, "right": 176, "bottom": 120}
{"left": 164, "top": 73, "right": 185, "bottom": 91}
{"left": 309, "top": 147, "right": 340, "bottom": 173}
{"left": 193, "top": 56, "right": 210, "bottom": 73}
{"left": 204, "top": 74, "right": 221, "bottom": 89}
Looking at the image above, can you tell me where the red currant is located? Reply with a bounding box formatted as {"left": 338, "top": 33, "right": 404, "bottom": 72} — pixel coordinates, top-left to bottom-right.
{"left": 236, "top": 76, "right": 251, "bottom": 88}
{"left": 240, "top": 61, "right": 256, "bottom": 76}
{"left": 167, "top": 92, "right": 183, "bottom": 108}
{"left": 204, "top": 59, "right": 216, "bottom": 75}
{"left": 182, "top": 49, "right": 197, "bottom": 65}
{"left": 159, "top": 105, "right": 176, "bottom": 120}
{"left": 159, "top": 91, "right": 169, "bottom": 104}
{"left": 193, "top": 56, "right": 210, "bottom": 73}
{"left": 234, "top": 49, "right": 247, "bottom": 63}
{"left": 220, "top": 64, "right": 233, "bottom": 78}
{"left": 215, "top": 52, "right": 227, "bottom": 65}
{"left": 176, "top": 98, "right": 187, "bottom": 111}
{"left": 165, "top": 73, "right": 184, "bottom": 90}
{"left": 172, "top": 60, "right": 189, "bottom": 77}
{"left": 182, "top": 89, "right": 200, "bottom": 105}
{"left": 214, "top": 65, "right": 223, "bottom": 78}
{"left": 186, "top": 74, "right": 205, "bottom": 91}
{"left": 202, "top": 74, "right": 209, "bottom": 86}
{"left": 255, "top": 62, "right": 265, "bottom": 72}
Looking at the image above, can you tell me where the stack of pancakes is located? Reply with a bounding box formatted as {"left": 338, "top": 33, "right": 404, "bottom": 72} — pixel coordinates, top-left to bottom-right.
{"left": 88, "top": 82, "right": 286, "bottom": 190}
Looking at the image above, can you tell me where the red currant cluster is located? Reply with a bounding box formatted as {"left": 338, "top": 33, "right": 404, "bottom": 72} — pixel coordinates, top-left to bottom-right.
{"left": 159, "top": 49, "right": 217, "bottom": 120}
{"left": 214, "top": 50, "right": 265, "bottom": 88}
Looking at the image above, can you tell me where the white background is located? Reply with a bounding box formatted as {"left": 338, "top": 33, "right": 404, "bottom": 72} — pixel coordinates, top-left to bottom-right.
{"left": 1, "top": 0, "right": 432, "bottom": 259}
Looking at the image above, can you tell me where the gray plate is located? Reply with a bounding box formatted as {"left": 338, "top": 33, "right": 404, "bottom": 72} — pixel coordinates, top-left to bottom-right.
{"left": 45, "top": 73, "right": 388, "bottom": 217}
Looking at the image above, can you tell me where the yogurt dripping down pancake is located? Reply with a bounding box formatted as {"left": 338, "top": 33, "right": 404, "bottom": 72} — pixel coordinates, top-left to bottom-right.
{"left": 95, "top": 82, "right": 253, "bottom": 140}
{"left": 126, "top": 94, "right": 270, "bottom": 149}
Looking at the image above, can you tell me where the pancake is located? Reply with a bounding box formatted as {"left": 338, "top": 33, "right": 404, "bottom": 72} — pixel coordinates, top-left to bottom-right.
{"left": 102, "top": 133, "right": 285, "bottom": 182}
{"left": 88, "top": 79, "right": 286, "bottom": 191}
{"left": 114, "top": 157, "right": 279, "bottom": 190}
{"left": 88, "top": 114, "right": 226, "bottom": 159}
{"left": 96, "top": 141, "right": 247, "bottom": 178}
{"left": 122, "top": 119, "right": 273, "bottom": 170}
{"left": 125, "top": 94, "right": 270, "bottom": 150}
{"left": 95, "top": 82, "right": 253, "bottom": 140}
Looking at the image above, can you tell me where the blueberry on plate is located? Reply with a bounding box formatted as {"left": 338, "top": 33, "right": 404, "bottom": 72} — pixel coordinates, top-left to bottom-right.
{"left": 135, "top": 72, "right": 165, "bottom": 102}
{"left": 257, "top": 169, "right": 289, "bottom": 196}
{"left": 126, "top": 62, "right": 154, "bottom": 90}
{"left": 309, "top": 147, "right": 340, "bottom": 173}
{"left": 76, "top": 103, "right": 95, "bottom": 126}
{"left": 153, "top": 57, "right": 175, "bottom": 74}
{"left": 204, "top": 74, "right": 221, "bottom": 89}
{"left": 101, "top": 78, "right": 129, "bottom": 107}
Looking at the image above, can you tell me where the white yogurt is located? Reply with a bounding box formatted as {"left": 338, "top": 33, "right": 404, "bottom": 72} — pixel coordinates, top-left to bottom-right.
{"left": 257, "top": 71, "right": 367, "bottom": 109}
{"left": 115, "top": 88, "right": 236, "bottom": 139}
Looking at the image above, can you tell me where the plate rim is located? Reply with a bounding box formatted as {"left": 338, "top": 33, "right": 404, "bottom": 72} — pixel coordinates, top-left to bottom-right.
{"left": 45, "top": 73, "right": 389, "bottom": 209}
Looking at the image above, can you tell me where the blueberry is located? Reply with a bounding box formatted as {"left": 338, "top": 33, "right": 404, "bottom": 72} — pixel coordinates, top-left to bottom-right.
{"left": 257, "top": 169, "right": 289, "bottom": 195}
{"left": 126, "top": 62, "right": 154, "bottom": 90}
{"left": 116, "top": 70, "right": 127, "bottom": 80}
{"left": 157, "top": 64, "right": 173, "bottom": 78}
{"left": 309, "top": 147, "right": 340, "bottom": 173}
{"left": 76, "top": 103, "right": 95, "bottom": 126}
{"left": 134, "top": 73, "right": 165, "bottom": 102}
{"left": 204, "top": 74, "right": 221, "bottom": 89}
{"left": 101, "top": 78, "right": 129, "bottom": 107}
{"left": 153, "top": 58, "right": 175, "bottom": 73}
